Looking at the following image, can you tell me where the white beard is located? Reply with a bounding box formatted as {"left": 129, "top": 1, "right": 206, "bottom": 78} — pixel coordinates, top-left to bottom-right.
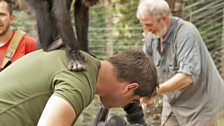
{"left": 152, "top": 23, "right": 168, "bottom": 39}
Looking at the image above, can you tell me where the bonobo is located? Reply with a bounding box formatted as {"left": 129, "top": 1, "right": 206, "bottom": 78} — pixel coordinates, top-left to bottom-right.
{"left": 94, "top": 101, "right": 153, "bottom": 126}
{"left": 27, "top": 0, "right": 98, "bottom": 71}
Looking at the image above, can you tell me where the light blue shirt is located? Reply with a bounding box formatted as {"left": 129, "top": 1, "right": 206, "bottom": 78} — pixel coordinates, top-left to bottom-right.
{"left": 144, "top": 17, "right": 224, "bottom": 126}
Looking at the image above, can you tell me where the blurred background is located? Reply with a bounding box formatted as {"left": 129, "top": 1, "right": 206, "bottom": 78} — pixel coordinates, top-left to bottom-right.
{"left": 11, "top": 0, "right": 224, "bottom": 125}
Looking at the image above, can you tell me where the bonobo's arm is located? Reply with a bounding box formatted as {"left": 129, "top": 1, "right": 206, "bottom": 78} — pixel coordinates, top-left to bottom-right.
{"left": 124, "top": 101, "right": 145, "bottom": 124}
{"left": 51, "top": 0, "right": 86, "bottom": 71}
{"left": 75, "top": 0, "right": 89, "bottom": 52}
{"left": 75, "top": 0, "right": 99, "bottom": 54}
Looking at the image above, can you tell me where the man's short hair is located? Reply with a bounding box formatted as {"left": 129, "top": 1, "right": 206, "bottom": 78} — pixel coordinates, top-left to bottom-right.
{"left": 0, "top": 0, "right": 13, "bottom": 15}
{"left": 108, "top": 50, "right": 159, "bottom": 98}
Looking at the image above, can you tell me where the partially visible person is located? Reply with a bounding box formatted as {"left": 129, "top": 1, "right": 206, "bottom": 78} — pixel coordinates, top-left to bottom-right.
{"left": 0, "top": 48, "right": 159, "bottom": 126}
{"left": 136, "top": 0, "right": 224, "bottom": 126}
{"left": 0, "top": 0, "right": 36, "bottom": 70}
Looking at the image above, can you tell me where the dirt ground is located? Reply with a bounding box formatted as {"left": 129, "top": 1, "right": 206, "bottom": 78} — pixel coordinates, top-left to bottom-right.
{"left": 76, "top": 96, "right": 224, "bottom": 126}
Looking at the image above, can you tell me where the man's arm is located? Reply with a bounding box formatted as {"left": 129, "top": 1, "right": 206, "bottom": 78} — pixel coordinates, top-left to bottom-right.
{"left": 141, "top": 73, "right": 193, "bottom": 104}
{"left": 157, "top": 73, "right": 193, "bottom": 95}
{"left": 37, "top": 95, "right": 76, "bottom": 126}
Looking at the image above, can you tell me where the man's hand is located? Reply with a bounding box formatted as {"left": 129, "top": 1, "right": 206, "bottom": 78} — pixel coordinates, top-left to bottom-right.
{"left": 140, "top": 86, "right": 159, "bottom": 104}
{"left": 140, "top": 96, "right": 157, "bottom": 104}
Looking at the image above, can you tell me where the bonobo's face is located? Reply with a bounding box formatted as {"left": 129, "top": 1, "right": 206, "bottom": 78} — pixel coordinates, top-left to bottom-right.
{"left": 83, "top": 0, "right": 99, "bottom": 7}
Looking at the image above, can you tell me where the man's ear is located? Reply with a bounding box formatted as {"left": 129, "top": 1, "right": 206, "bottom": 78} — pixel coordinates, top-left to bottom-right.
{"left": 123, "top": 83, "right": 139, "bottom": 94}
{"left": 10, "top": 15, "right": 14, "bottom": 24}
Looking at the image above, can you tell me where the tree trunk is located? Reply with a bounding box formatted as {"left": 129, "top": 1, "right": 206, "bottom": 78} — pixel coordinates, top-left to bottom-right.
{"left": 14, "top": 0, "right": 27, "bottom": 10}
{"left": 166, "top": 0, "right": 183, "bottom": 18}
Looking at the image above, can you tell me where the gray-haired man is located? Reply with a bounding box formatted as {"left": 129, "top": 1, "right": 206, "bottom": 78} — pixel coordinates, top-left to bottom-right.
{"left": 137, "top": 0, "right": 224, "bottom": 126}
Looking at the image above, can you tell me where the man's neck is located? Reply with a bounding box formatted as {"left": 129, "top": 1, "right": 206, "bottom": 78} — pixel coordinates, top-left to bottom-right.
{"left": 96, "top": 61, "right": 106, "bottom": 96}
{"left": 0, "top": 29, "right": 13, "bottom": 45}
{"left": 96, "top": 61, "right": 113, "bottom": 96}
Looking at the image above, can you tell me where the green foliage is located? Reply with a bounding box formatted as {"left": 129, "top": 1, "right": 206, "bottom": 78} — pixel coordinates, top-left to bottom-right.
{"left": 88, "top": 1, "right": 144, "bottom": 59}
{"left": 183, "top": 0, "right": 224, "bottom": 70}
{"left": 11, "top": 10, "right": 34, "bottom": 32}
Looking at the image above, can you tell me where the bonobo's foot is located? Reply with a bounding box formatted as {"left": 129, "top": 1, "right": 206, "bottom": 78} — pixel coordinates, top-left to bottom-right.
{"left": 67, "top": 49, "right": 87, "bottom": 71}
{"left": 47, "top": 38, "right": 64, "bottom": 51}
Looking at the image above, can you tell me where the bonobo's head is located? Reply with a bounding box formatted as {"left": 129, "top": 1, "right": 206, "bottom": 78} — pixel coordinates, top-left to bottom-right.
{"left": 83, "top": 0, "right": 99, "bottom": 7}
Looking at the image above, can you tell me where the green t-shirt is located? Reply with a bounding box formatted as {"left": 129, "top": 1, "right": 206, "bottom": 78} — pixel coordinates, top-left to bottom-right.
{"left": 0, "top": 49, "right": 101, "bottom": 126}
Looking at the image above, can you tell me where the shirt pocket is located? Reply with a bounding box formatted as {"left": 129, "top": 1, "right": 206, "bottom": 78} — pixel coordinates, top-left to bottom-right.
{"left": 167, "top": 64, "right": 178, "bottom": 79}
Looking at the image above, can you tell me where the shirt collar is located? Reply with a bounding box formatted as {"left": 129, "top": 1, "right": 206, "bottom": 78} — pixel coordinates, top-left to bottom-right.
{"left": 163, "top": 16, "right": 179, "bottom": 44}
{"left": 150, "top": 16, "right": 179, "bottom": 44}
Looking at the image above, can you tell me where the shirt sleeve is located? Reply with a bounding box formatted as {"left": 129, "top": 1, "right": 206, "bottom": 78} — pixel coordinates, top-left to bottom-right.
{"left": 176, "top": 30, "right": 201, "bottom": 83}
{"left": 51, "top": 71, "right": 91, "bottom": 117}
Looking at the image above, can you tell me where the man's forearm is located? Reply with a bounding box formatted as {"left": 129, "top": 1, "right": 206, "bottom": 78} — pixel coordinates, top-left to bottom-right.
{"left": 158, "top": 73, "right": 193, "bottom": 95}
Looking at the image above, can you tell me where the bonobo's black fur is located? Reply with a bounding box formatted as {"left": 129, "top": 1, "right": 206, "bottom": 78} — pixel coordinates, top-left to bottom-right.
{"left": 94, "top": 101, "right": 153, "bottom": 126}
{"left": 27, "top": 0, "right": 98, "bottom": 71}
{"left": 124, "top": 101, "right": 145, "bottom": 124}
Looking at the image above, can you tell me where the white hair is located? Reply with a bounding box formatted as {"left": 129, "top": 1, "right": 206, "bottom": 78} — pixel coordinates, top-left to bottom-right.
{"left": 136, "top": 0, "right": 172, "bottom": 19}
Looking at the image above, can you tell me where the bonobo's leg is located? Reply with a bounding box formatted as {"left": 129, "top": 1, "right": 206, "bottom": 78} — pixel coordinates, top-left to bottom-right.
{"left": 47, "top": 0, "right": 73, "bottom": 51}
{"left": 74, "top": 0, "right": 89, "bottom": 52}
{"left": 51, "top": 0, "right": 86, "bottom": 71}
{"left": 27, "top": 0, "right": 57, "bottom": 50}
